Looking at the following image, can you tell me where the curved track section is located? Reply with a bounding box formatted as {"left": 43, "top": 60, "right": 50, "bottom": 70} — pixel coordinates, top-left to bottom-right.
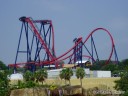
{"left": 83, "top": 28, "right": 115, "bottom": 64}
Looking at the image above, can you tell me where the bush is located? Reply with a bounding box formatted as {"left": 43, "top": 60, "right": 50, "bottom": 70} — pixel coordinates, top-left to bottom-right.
{"left": 0, "top": 71, "right": 10, "bottom": 96}
{"left": 114, "top": 69, "right": 128, "bottom": 95}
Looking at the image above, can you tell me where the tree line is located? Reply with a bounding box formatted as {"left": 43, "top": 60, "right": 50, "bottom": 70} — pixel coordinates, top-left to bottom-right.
{"left": 0, "top": 59, "right": 128, "bottom": 95}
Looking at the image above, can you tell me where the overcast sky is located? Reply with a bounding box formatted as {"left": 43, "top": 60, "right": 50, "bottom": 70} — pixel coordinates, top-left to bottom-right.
{"left": 0, "top": 0, "right": 128, "bottom": 65}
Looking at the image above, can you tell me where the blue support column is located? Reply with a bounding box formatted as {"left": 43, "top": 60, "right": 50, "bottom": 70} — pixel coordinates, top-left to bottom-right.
{"left": 113, "top": 45, "right": 119, "bottom": 64}
{"left": 14, "top": 23, "right": 24, "bottom": 73}
{"left": 73, "top": 38, "right": 83, "bottom": 67}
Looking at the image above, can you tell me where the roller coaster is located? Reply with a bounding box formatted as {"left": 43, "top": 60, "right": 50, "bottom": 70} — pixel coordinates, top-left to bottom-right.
{"left": 8, "top": 17, "right": 119, "bottom": 72}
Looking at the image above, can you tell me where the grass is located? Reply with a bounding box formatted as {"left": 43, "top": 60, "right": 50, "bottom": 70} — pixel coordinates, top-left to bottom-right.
{"left": 10, "top": 77, "right": 120, "bottom": 90}
{"left": 44, "top": 77, "right": 120, "bottom": 90}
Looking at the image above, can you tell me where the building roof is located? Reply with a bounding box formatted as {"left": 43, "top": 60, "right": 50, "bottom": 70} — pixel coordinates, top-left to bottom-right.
{"left": 75, "top": 60, "right": 88, "bottom": 64}
{"left": 63, "top": 64, "right": 75, "bottom": 68}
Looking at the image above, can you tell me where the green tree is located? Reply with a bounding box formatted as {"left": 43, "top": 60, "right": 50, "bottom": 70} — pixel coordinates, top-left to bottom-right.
{"left": 0, "top": 71, "right": 10, "bottom": 96}
{"left": 119, "top": 59, "right": 128, "bottom": 70}
{"left": 35, "top": 68, "right": 48, "bottom": 85}
{"left": 0, "top": 61, "right": 7, "bottom": 70}
{"left": 59, "top": 68, "right": 66, "bottom": 84}
{"left": 59, "top": 68, "right": 73, "bottom": 85}
{"left": 23, "top": 71, "right": 36, "bottom": 88}
{"left": 90, "top": 60, "right": 106, "bottom": 70}
{"left": 23, "top": 70, "right": 35, "bottom": 81}
{"left": 76, "top": 67, "right": 85, "bottom": 87}
{"left": 101, "top": 63, "right": 118, "bottom": 74}
{"left": 114, "top": 68, "right": 128, "bottom": 95}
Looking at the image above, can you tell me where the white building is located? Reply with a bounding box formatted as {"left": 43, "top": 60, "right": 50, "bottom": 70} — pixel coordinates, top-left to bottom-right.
{"left": 8, "top": 73, "right": 23, "bottom": 80}
{"left": 93, "top": 71, "right": 111, "bottom": 78}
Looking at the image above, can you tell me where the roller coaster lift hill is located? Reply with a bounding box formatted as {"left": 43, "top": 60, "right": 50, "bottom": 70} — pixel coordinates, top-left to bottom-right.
{"left": 8, "top": 17, "right": 119, "bottom": 72}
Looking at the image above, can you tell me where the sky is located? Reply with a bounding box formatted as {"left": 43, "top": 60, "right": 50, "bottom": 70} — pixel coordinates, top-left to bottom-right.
{"left": 0, "top": 0, "right": 128, "bottom": 65}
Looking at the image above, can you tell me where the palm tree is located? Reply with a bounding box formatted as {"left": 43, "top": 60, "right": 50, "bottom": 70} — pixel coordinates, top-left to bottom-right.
{"left": 35, "top": 68, "right": 48, "bottom": 85}
{"left": 59, "top": 68, "right": 73, "bottom": 85}
{"left": 65, "top": 68, "right": 73, "bottom": 85}
{"left": 23, "top": 70, "right": 35, "bottom": 81}
{"left": 59, "top": 68, "right": 67, "bottom": 84}
{"left": 76, "top": 67, "right": 85, "bottom": 87}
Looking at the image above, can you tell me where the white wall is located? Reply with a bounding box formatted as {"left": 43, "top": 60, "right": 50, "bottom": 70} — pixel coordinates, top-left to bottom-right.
{"left": 93, "top": 71, "right": 111, "bottom": 78}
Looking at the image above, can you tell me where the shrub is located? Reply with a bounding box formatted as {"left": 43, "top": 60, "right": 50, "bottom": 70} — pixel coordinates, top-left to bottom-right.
{"left": 0, "top": 71, "right": 10, "bottom": 96}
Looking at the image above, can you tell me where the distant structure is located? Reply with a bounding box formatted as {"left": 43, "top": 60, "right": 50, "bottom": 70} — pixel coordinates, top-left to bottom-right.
{"left": 8, "top": 16, "right": 119, "bottom": 72}
{"left": 75, "top": 60, "right": 92, "bottom": 67}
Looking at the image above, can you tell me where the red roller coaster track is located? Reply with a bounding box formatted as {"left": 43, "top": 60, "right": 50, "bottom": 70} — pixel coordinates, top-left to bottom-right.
{"left": 8, "top": 17, "right": 118, "bottom": 70}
